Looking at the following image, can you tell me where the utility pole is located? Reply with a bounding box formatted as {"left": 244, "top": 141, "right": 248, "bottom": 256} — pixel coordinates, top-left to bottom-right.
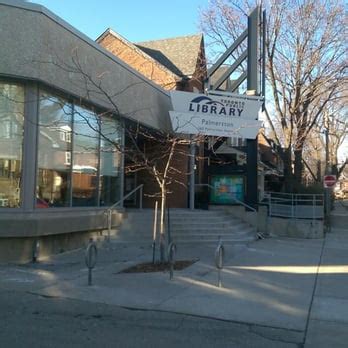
{"left": 325, "top": 112, "right": 331, "bottom": 175}
{"left": 189, "top": 138, "right": 195, "bottom": 210}
{"left": 324, "top": 111, "right": 332, "bottom": 230}
{"left": 245, "top": 6, "right": 260, "bottom": 210}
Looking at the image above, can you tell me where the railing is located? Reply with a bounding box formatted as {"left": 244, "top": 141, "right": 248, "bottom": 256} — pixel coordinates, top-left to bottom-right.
{"left": 104, "top": 184, "right": 143, "bottom": 241}
{"left": 195, "top": 183, "right": 257, "bottom": 212}
{"left": 265, "top": 192, "right": 324, "bottom": 220}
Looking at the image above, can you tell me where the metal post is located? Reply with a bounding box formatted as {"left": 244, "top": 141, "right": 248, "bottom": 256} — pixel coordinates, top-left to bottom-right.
{"left": 167, "top": 205, "right": 171, "bottom": 244}
{"left": 261, "top": 10, "right": 266, "bottom": 104}
{"left": 85, "top": 239, "right": 97, "bottom": 286}
{"left": 189, "top": 138, "right": 195, "bottom": 210}
{"left": 324, "top": 116, "right": 332, "bottom": 230}
{"left": 247, "top": 6, "right": 260, "bottom": 94}
{"left": 119, "top": 120, "right": 125, "bottom": 208}
{"left": 168, "top": 242, "right": 176, "bottom": 280}
{"left": 245, "top": 6, "right": 260, "bottom": 210}
{"left": 215, "top": 237, "right": 224, "bottom": 288}
{"left": 325, "top": 190, "right": 331, "bottom": 233}
{"left": 139, "top": 185, "right": 143, "bottom": 210}
{"left": 107, "top": 209, "right": 112, "bottom": 242}
{"left": 152, "top": 201, "right": 158, "bottom": 264}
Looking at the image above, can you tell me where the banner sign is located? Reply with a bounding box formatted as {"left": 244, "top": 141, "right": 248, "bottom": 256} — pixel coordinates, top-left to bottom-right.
{"left": 169, "top": 90, "right": 263, "bottom": 139}
{"left": 169, "top": 111, "right": 262, "bottom": 139}
{"left": 210, "top": 175, "right": 245, "bottom": 204}
{"left": 170, "top": 91, "right": 263, "bottom": 121}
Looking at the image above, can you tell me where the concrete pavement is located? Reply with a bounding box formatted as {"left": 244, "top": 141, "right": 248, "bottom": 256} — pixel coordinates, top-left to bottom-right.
{"left": 0, "top": 202, "right": 347, "bottom": 347}
{"left": 305, "top": 200, "right": 348, "bottom": 347}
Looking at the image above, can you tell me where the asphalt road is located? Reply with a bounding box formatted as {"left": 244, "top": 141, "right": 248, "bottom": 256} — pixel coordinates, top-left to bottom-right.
{"left": 0, "top": 289, "right": 300, "bottom": 348}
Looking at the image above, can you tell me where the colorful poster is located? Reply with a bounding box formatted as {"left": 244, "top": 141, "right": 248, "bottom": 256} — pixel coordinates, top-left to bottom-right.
{"left": 210, "top": 175, "right": 244, "bottom": 204}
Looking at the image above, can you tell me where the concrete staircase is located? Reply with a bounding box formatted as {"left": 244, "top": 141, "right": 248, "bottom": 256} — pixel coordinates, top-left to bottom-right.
{"left": 111, "top": 209, "right": 257, "bottom": 244}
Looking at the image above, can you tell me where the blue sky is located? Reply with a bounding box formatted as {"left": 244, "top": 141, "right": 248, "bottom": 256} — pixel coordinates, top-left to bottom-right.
{"left": 29, "top": 0, "right": 208, "bottom": 42}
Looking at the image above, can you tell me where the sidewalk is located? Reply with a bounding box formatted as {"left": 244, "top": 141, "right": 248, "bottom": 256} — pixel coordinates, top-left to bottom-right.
{"left": 0, "top": 208, "right": 347, "bottom": 347}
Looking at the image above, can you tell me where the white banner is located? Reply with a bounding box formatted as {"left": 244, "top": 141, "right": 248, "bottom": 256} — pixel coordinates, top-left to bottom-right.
{"left": 169, "top": 111, "right": 262, "bottom": 139}
{"left": 170, "top": 90, "right": 263, "bottom": 120}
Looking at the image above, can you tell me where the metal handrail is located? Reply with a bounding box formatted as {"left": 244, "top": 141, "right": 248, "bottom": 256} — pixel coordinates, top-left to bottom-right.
{"left": 195, "top": 183, "right": 256, "bottom": 212}
{"left": 104, "top": 184, "right": 144, "bottom": 241}
{"left": 266, "top": 192, "right": 325, "bottom": 197}
{"left": 265, "top": 191, "right": 324, "bottom": 220}
{"left": 108, "top": 184, "right": 144, "bottom": 212}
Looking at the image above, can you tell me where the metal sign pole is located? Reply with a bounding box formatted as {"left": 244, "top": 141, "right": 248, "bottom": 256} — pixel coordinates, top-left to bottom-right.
{"left": 152, "top": 201, "right": 158, "bottom": 264}
{"left": 189, "top": 138, "right": 195, "bottom": 210}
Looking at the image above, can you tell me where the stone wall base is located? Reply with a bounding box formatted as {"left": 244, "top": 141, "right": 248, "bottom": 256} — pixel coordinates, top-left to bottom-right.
{"left": 0, "top": 229, "right": 111, "bottom": 264}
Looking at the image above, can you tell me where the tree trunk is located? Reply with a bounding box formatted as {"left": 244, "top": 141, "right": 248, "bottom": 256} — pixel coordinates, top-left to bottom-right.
{"left": 159, "top": 184, "right": 166, "bottom": 263}
{"left": 294, "top": 148, "right": 303, "bottom": 189}
{"left": 282, "top": 147, "right": 294, "bottom": 192}
{"left": 316, "top": 160, "right": 322, "bottom": 182}
{"left": 331, "top": 153, "right": 339, "bottom": 177}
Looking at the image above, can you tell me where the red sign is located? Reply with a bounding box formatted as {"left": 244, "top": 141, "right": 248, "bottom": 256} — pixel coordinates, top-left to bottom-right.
{"left": 323, "top": 175, "right": 336, "bottom": 188}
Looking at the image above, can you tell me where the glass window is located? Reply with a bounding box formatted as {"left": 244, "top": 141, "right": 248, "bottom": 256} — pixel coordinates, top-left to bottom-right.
{"left": 72, "top": 105, "right": 99, "bottom": 207}
{"left": 99, "top": 117, "right": 122, "bottom": 206}
{"left": 0, "top": 82, "right": 24, "bottom": 208}
{"left": 37, "top": 93, "right": 72, "bottom": 207}
{"left": 36, "top": 91, "right": 122, "bottom": 208}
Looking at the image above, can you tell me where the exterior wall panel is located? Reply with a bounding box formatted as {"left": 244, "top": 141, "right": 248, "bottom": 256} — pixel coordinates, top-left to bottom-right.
{"left": 0, "top": 1, "right": 172, "bottom": 132}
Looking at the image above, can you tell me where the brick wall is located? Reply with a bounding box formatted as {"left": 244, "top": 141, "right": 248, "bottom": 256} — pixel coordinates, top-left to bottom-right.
{"left": 127, "top": 143, "right": 189, "bottom": 209}
{"left": 99, "top": 33, "right": 177, "bottom": 90}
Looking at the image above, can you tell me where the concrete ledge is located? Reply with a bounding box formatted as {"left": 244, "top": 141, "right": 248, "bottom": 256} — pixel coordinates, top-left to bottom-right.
{"left": 267, "top": 217, "right": 324, "bottom": 239}
{"left": 0, "top": 209, "right": 123, "bottom": 237}
{"left": 0, "top": 208, "right": 125, "bottom": 263}
{"left": 0, "top": 229, "right": 107, "bottom": 264}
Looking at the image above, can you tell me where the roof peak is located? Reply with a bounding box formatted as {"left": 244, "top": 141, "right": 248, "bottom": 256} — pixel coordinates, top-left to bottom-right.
{"left": 136, "top": 33, "right": 203, "bottom": 45}
{"left": 96, "top": 27, "right": 181, "bottom": 79}
{"left": 97, "top": 28, "right": 204, "bottom": 79}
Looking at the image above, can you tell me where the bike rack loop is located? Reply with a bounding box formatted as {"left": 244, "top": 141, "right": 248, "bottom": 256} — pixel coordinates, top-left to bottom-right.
{"left": 85, "top": 238, "right": 98, "bottom": 286}
{"left": 215, "top": 237, "right": 224, "bottom": 288}
{"left": 168, "top": 242, "right": 177, "bottom": 280}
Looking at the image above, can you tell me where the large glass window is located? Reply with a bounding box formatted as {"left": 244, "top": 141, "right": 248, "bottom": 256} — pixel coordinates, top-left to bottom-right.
{"left": 36, "top": 90, "right": 122, "bottom": 208}
{"left": 37, "top": 94, "right": 72, "bottom": 207}
{"left": 0, "top": 82, "right": 24, "bottom": 208}
{"left": 72, "top": 105, "right": 99, "bottom": 207}
{"left": 99, "top": 117, "right": 122, "bottom": 206}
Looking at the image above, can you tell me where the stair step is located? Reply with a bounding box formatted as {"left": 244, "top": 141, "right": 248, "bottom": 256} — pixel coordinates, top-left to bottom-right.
{"left": 171, "top": 222, "right": 246, "bottom": 228}
{"left": 172, "top": 232, "right": 254, "bottom": 238}
{"left": 169, "top": 239, "right": 254, "bottom": 244}
{"left": 171, "top": 226, "right": 254, "bottom": 233}
{"left": 116, "top": 209, "right": 257, "bottom": 244}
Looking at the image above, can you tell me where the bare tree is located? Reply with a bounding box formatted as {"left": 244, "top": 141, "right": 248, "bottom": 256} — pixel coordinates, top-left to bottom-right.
{"left": 324, "top": 103, "right": 347, "bottom": 178}
{"left": 200, "top": 0, "right": 347, "bottom": 190}
{"left": 123, "top": 124, "right": 206, "bottom": 261}
{"left": 302, "top": 95, "right": 347, "bottom": 181}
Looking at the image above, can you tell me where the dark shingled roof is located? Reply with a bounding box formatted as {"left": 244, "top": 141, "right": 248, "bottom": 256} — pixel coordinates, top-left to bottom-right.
{"left": 135, "top": 34, "right": 203, "bottom": 78}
